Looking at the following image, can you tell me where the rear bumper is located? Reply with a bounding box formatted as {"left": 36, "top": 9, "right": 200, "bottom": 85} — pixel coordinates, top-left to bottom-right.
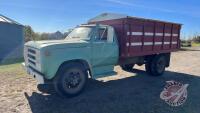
{"left": 22, "top": 62, "right": 44, "bottom": 84}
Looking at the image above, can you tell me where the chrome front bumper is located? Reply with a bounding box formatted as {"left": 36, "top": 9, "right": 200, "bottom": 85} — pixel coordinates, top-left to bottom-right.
{"left": 22, "top": 62, "right": 44, "bottom": 84}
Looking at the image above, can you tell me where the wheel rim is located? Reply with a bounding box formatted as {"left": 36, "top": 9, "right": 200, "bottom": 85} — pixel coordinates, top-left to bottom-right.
{"left": 62, "top": 68, "right": 85, "bottom": 94}
{"left": 156, "top": 58, "right": 165, "bottom": 73}
{"left": 65, "top": 71, "right": 81, "bottom": 88}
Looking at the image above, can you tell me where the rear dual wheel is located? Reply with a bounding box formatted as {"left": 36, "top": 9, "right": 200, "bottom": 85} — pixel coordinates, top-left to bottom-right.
{"left": 121, "top": 64, "right": 135, "bottom": 71}
{"left": 145, "top": 55, "right": 166, "bottom": 76}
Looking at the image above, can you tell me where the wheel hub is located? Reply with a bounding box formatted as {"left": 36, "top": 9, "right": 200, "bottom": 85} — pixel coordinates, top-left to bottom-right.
{"left": 157, "top": 59, "right": 165, "bottom": 73}
{"left": 65, "top": 72, "right": 81, "bottom": 88}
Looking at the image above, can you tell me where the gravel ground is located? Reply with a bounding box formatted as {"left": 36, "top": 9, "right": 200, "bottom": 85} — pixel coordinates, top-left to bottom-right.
{"left": 0, "top": 47, "right": 200, "bottom": 113}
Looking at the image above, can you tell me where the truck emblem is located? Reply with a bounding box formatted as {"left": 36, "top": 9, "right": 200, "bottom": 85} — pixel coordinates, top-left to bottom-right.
{"left": 160, "top": 80, "right": 189, "bottom": 106}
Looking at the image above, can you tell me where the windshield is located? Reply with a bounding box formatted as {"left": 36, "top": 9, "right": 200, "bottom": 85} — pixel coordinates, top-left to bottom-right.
{"left": 65, "top": 27, "right": 93, "bottom": 40}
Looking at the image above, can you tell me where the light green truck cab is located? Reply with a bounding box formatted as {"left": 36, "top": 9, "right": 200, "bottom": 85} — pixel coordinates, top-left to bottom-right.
{"left": 23, "top": 24, "right": 119, "bottom": 96}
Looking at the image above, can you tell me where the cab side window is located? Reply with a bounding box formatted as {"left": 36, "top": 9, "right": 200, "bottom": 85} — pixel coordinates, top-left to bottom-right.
{"left": 96, "top": 28, "right": 107, "bottom": 41}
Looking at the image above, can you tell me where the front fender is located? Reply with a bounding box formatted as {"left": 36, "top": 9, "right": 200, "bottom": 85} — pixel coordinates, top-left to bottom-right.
{"left": 42, "top": 47, "right": 91, "bottom": 79}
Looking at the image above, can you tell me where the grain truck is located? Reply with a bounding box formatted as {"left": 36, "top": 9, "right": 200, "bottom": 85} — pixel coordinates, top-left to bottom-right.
{"left": 22, "top": 13, "right": 181, "bottom": 97}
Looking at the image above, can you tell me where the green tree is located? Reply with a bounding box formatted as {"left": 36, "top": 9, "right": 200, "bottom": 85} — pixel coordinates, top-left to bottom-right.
{"left": 191, "top": 33, "right": 200, "bottom": 43}
{"left": 40, "top": 33, "right": 49, "bottom": 40}
{"left": 24, "top": 25, "right": 35, "bottom": 42}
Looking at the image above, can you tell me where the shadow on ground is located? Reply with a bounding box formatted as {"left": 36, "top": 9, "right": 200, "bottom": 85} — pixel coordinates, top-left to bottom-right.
{"left": 25, "top": 69, "right": 200, "bottom": 113}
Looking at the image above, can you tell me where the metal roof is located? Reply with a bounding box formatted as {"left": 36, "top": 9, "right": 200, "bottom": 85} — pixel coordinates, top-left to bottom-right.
{"left": 88, "top": 13, "right": 127, "bottom": 23}
{"left": 0, "top": 14, "right": 23, "bottom": 26}
{"left": 89, "top": 13, "right": 182, "bottom": 25}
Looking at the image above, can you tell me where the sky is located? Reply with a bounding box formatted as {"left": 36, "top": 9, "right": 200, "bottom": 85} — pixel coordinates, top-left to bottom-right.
{"left": 0, "top": 0, "right": 200, "bottom": 38}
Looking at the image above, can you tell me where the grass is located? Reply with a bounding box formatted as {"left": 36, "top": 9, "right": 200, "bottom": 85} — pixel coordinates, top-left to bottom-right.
{"left": 0, "top": 63, "right": 27, "bottom": 79}
{"left": 0, "top": 63, "right": 21, "bottom": 73}
{"left": 192, "top": 42, "right": 200, "bottom": 47}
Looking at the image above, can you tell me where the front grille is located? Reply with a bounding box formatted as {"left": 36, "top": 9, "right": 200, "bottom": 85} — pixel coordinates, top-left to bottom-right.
{"left": 28, "top": 59, "right": 36, "bottom": 65}
{"left": 28, "top": 54, "right": 36, "bottom": 60}
{"left": 28, "top": 48, "right": 36, "bottom": 54}
{"left": 24, "top": 46, "right": 41, "bottom": 71}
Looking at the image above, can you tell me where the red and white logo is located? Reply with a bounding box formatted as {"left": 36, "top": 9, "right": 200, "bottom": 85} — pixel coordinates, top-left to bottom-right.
{"left": 160, "top": 80, "right": 189, "bottom": 107}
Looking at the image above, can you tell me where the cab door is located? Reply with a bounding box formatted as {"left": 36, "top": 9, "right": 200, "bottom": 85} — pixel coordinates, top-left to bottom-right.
{"left": 91, "top": 26, "right": 119, "bottom": 68}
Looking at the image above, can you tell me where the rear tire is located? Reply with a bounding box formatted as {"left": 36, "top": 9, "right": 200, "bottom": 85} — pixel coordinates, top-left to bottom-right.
{"left": 145, "top": 55, "right": 166, "bottom": 76}
{"left": 121, "top": 64, "right": 135, "bottom": 71}
{"left": 53, "top": 62, "right": 88, "bottom": 97}
{"left": 145, "top": 60, "right": 152, "bottom": 74}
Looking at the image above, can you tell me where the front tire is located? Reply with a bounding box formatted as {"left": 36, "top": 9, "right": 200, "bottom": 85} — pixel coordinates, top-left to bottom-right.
{"left": 54, "top": 62, "right": 88, "bottom": 97}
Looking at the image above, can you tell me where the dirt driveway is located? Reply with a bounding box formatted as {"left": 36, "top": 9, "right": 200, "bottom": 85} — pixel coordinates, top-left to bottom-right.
{"left": 0, "top": 47, "right": 200, "bottom": 113}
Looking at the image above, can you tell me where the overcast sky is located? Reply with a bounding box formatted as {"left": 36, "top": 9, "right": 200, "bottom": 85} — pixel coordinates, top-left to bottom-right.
{"left": 1, "top": 0, "right": 200, "bottom": 38}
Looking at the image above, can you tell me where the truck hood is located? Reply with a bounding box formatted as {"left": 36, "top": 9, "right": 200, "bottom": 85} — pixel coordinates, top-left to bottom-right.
{"left": 25, "top": 39, "right": 90, "bottom": 49}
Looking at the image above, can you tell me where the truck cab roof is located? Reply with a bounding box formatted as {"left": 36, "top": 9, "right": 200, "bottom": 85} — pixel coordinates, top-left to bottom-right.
{"left": 80, "top": 24, "right": 111, "bottom": 28}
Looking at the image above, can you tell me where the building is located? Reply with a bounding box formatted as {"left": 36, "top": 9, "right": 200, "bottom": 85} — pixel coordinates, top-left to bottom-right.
{"left": 0, "top": 15, "right": 24, "bottom": 63}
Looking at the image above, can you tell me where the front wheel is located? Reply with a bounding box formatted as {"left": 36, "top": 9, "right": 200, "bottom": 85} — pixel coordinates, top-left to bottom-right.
{"left": 54, "top": 62, "right": 88, "bottom": 97}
